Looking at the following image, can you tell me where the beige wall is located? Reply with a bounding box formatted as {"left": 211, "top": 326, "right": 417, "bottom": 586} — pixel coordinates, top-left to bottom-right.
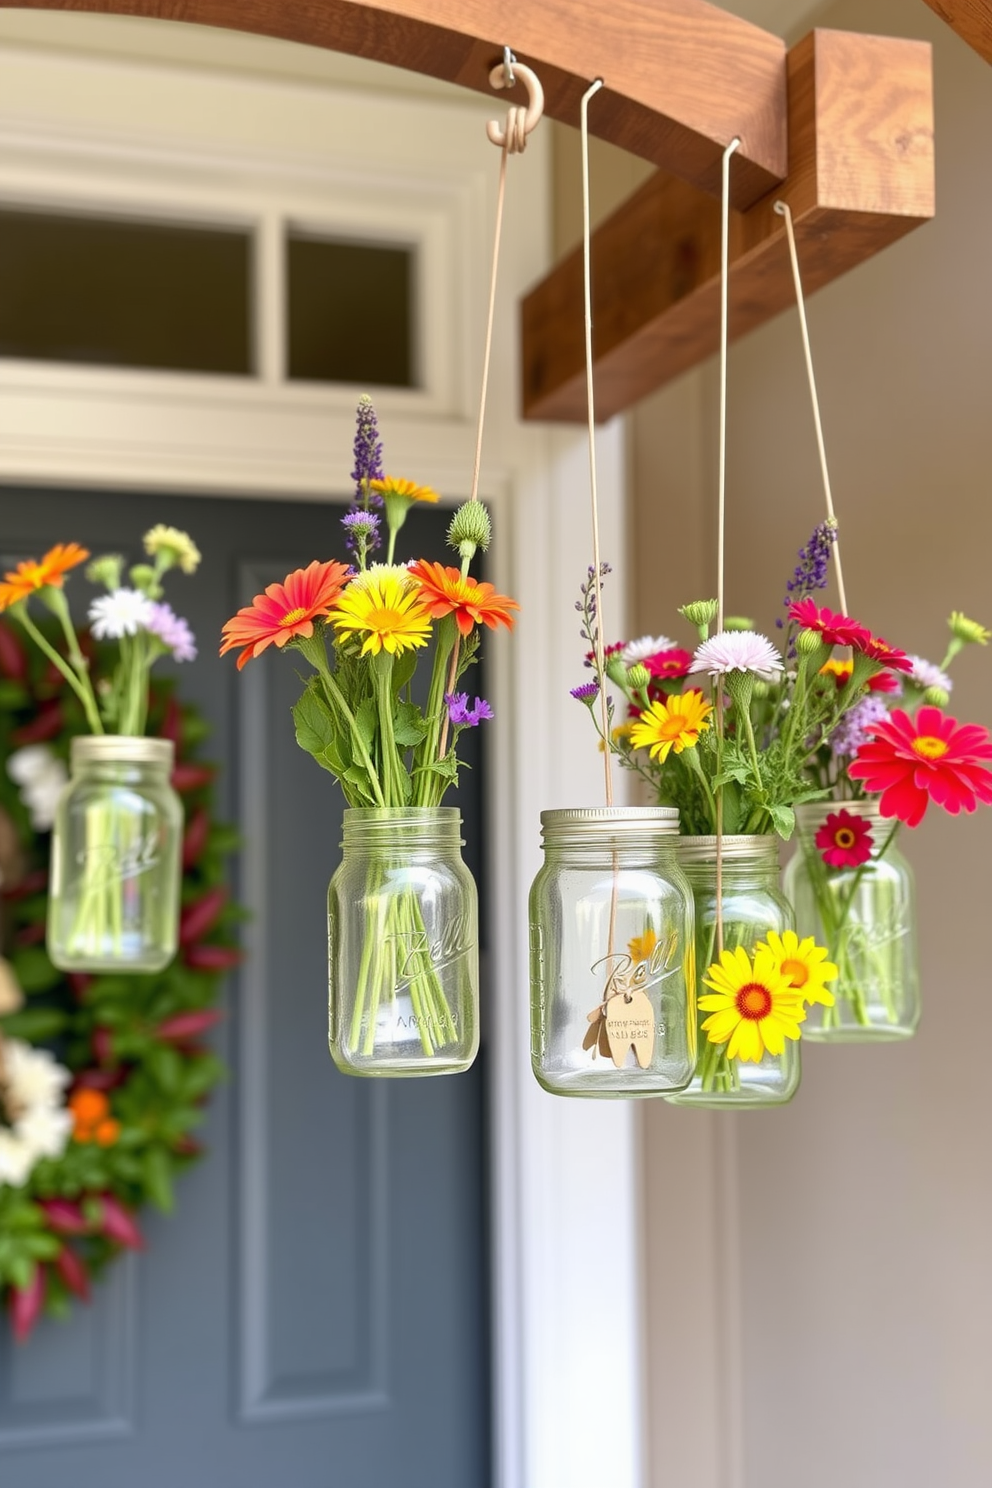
{"left": 635, "top": 5, "right": 992, "bottom": 1487}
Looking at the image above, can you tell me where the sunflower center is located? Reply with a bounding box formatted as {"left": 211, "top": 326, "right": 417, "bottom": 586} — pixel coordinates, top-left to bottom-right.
{"left": 779, "top": 958, "right": 809, "bottom": 989}
{"left": 911, "top": 734, "right": 949, "bottom": 760}
{"left": 279, "top": 607, "right": 308, "bottom": 627}
{"left": 736, "top": 982, "right": 772, "bottom": 1020}
{"left": 368, "top": 606, "right": 406, "bottom": 631}
{"left": 834, "top": 827, "right": 856, "bottom": 849}
{"left": 660, "top": 715, "right": 689, "bottom": 740}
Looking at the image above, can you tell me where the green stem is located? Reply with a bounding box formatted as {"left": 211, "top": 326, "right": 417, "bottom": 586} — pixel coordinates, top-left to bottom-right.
{"left": 14, "top": 607, "right": 104, "bottom": 733}
{"left": 297, "top": 635, "right": 386, "bottom": 808}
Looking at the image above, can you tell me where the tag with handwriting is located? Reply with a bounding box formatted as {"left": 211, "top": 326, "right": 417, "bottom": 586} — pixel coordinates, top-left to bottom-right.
{"left": 605, "top": 989, "right": 655, "bottom": 1070}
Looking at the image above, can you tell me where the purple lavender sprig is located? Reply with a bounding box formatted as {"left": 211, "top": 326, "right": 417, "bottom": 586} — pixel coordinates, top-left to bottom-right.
{"left": 575, "top": 562, "right": 612, "bottom": 659}
{"left": 778, "top": 518, "right": 837, "bottom": 658}
{"left": 341, "top": 509, "right": 381, "bottom": 563}
{"left": 445, "top": 693, "right": 494, "bottom": 727}
{"left": 350, "top": 394, "right": 384, "bottom": 505}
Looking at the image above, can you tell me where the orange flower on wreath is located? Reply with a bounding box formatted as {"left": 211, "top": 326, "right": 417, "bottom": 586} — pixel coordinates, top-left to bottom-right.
{"left": 407, "top": 560, "right": 519, "bottom": 637}
{"left": 69, "top": 1088, "right": 121, "bottom": 1147}
{"left": 219, "top": 559, "right": 351, "bottom": 670}
{"left": 0, "top": 542, "right": 89, "bottom": 612}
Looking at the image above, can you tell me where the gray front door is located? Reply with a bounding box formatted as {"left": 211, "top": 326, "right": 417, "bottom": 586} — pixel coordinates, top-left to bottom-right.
{"left": 0, "top": 486, "right": 490, "bottom": 1487}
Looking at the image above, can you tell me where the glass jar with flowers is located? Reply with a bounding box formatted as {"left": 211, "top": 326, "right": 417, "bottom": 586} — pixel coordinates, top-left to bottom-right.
{"left": 220, "top": 397, "right": 518, "bottom": 1077}
{"left": 0, "top": 528, "right": 199, "bottom": 971}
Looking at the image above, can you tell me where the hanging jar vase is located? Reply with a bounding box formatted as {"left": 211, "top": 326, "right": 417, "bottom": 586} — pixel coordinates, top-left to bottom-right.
{"left": 667, "top": 835, "right": 800, "bottom": 1109}
{"left": 784, "top": 801, "right": 919, "bottom": 1040}
{"left": 529, "top": 807, "right": 696, "bottom": 1098}
{"left": 328, "top": 807, "right": 479, "bottom": 1078}
{"left": 48, "top": 736, "right": 183, "bottom": 974}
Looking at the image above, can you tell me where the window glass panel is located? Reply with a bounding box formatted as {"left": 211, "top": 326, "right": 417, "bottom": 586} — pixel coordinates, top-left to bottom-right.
{"left": 286, "top": 233, "right": 414, "bottom": 388}
{"left": 0, "top": 208, "right": 252, "bottom": 374}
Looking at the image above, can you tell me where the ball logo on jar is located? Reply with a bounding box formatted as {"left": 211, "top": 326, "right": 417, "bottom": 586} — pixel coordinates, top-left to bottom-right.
{"left": 75, "top": 831, "right": 161, "bottom": 885}
{"left": 387, "top": 914, "right": 474, "bottom": 986}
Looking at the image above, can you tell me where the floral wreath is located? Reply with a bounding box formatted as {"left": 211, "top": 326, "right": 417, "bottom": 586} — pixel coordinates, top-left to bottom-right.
{"left": 0, "top": 616, "right": 237, "bottom": 1341}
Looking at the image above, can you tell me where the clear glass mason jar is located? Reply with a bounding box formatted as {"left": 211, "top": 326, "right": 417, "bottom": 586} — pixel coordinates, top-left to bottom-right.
{"left": 667, "top": 835, "right": 800, "bottom": 1109}
{"left": 529, "top": 807, "right": 696, "bottom": 1099}
{"left": 784, "top": 801, "right": 919, "bottom": 1041}
{"left": 327, "top": 807, "right": 479, "bottom": 1078}
{"left": 47, "top": 735, "right": 183, "bottom": 974}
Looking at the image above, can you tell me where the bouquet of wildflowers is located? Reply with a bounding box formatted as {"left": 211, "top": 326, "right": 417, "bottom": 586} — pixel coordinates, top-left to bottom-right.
{"left": 220, "top": 397, "right": 518, "bottom": 1069}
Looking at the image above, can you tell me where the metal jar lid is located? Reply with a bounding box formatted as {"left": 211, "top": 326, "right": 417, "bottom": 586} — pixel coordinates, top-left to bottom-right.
{"left": 71, "top": 735, "right": 175, "bottom": 769}
{"left": 540, "top": 806, "right": 680, "bottom": 841}
{"left": 793, "top": 800, "right": 883, "bottom": 827}
{"left": 675, "top": 833, "right": 779, "bottom": 864}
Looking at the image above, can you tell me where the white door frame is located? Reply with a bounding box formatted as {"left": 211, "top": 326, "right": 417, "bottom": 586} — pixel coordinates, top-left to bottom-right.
{"left": 0, "top": 35, "right": 641, "bottom": 1488}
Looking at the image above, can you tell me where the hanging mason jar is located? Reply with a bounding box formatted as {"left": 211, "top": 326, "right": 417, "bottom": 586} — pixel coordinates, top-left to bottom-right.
{"left": 529, "top": 807, "right": 696, "bottom": 1099}
{"left": 667, "top": 835, "right": 800, "bottom": 1109}
{"left": 328, "top": 807, "right": 479, "bottom": 1078}
{"left": 784, "top": 801, "right": 919, "bottom": 1041}
{"left": 48, "top": 736, "right": 183, "bottom": 974}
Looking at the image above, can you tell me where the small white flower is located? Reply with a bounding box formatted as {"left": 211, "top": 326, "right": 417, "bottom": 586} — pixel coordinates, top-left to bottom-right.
{"left": 7, "top": 745, "right": 68, "bottom": 831}
{"left": 906, "top": 654, "right": 952, "bottom": 694}
{"left": 0, "top": 1039, "right": 73, "bottom": 1190}
{"left": 7, "top": 744, "right": 56, "bottom": 789}
{"left": 689, "top": 630, "right": 784, "bottom": 682}
{"left": 89, "top": 587, "right": 154, "bottom": 640}
{"left": 621, "top": 634, "right": 674, "bottom": 665}
{"left": 0, "top": 1130, "right": 36, "bottom": 1188}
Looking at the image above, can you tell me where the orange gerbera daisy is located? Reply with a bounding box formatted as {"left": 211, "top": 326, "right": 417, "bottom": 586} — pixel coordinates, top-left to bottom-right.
{"left": 219, "top": 559, "right": 350, "bottom": 670}
{"left": 408, "top": 560, "right": 519, "bottom": 637}
{"left": 0, "top": 542, "right": 89, "bottom": 611}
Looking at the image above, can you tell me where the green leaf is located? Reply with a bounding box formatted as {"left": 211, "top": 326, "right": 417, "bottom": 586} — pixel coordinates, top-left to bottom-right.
{"left": 393, "top": 701, "right": 428, "bottom": 748}
{"left": 10, "top": 946, "right": 60, "bottom": 995}
{"left": 293, "top": 685, "right": 336, "bottom": 758}
{"left": 392, "top": 648, "right": 419, "bottom": 694}
{"left": 143, "top": 1146, "right": 174, "bottom": 1213}
{"left": 768, "top": 803, "right": 796, "bottom": 840}
{"left": 0, "top": 1008, "right": 68, "bottom": 1041}
{"left": 147, "top": 1044, "right": 183, "bottom": 1095}
{"left": 354, "top": 699, "right": 377, "bottom": 753}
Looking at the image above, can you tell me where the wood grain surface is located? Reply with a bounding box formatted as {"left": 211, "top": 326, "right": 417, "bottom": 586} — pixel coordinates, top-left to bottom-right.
{"left": 522, "top": 29, "right": 935, "bottom": 422}
{"left": 0, "top": 0, "right": 789, "bottom": 207}
{"left": 921, "top": 0, "right": 992, "bottom": 65}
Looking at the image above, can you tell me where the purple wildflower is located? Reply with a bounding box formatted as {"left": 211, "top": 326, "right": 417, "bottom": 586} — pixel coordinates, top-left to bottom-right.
{"left": 777, "top": 520, "right": 837, "bottom": 631}
{"left": 351, "top": 395, "right": 384, "bottom": 503}
{"left": 828, "top": 695, "right": 888, "bottom": 758}
{"left": 445, "top": 692, "right": 494, "bottom": 726}
{"left": 570, "top": 681, "right": 600, "bottom": 702}
{"left": 341, "top": 509, "right": 381, "bottom": 559}
{"left": 143, "top": 601, "right": 197, "bottom": 662}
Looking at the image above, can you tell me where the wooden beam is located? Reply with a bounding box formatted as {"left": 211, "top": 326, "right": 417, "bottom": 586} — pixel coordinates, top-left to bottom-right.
{"left": 522, "top": 29, "right": 935, "bottom": 423}
{"left": 1, "top": 0, "right": 788, "bottom": 208}
{"left": 921, "top": 0, "right": 992, "bottom": 65}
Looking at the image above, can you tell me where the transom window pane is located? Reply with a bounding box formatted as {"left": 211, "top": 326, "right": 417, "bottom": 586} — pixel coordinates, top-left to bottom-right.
{"left": 0, "top": 208, "right": 252, "bottom": 375}
{"left": 286, "top": 232, "right": 414, "bottom": 388}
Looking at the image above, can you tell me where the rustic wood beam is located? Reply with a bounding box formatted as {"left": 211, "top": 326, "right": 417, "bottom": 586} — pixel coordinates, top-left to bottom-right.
{"left": 1, "top": 0, "right": 788, "bottom": 208}
{"left": 921, "top": 0, "right": 992, "bottom": 65}
{"left": 521, "top": 29, "right": 935, "bottom": 423}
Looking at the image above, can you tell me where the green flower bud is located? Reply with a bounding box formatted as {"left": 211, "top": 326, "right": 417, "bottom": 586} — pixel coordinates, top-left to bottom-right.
{"left": 753, "top": 679, "right": 770, "bottom": 699}
{"left": 796, "top": 627, "right": 826, "bottom": 656}
{"left": 949, "top": 611, "right": 990, "bottom": 646}
{"left": 724, "top": 616, "right": 754, "bottom": 632}
{"left": 129, "top": 563, "right": 157, "bottom": 594}
{"left": 606, "top": 656, "right": 629, "bottom": 687}
{"left": 626, "top": 663, "right": 650, "bottom": 690}
{"left": 86, "top": 554, "right": 124, "bottom": 589}
{"left": 923, "top": 684, "right": 950, "bottom": 708}
{"left": 447, "top": 500, "right": 492, "bottom": 560}
{"left": 678, "top": 599, "right": 718, "bottom": 628}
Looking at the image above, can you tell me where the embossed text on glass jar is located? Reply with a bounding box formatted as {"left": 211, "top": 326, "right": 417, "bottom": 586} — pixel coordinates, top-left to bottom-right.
{"left": 529, "top": 807, "right": 696, "bottom": 1099}
{"left": 328, "top": 807, "right": 479, "bottom": 1078}
{"left": 784, "top": 801, "right": 919, "bottom": 1041}
{"left": 47, "top": 736, "right": 183, "bottom": 974}
{"left": 667, "top": 835, "right": 800, "bottom": 1109}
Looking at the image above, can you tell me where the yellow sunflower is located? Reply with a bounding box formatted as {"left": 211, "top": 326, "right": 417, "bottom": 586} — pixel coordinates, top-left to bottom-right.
{"left": 328, "top": 572, "right": 432, "bottom": 657}
{"left": 758, "top": 929, "right": 838, "bottom": 1008}
{"left": 369, "top": 476, "right": 440, "bottom": 507}
{"left": 699, "top": 944, "right": 806, "bottom": 1063}
{"left": 628, "top": 690, "right": 712, "bottom": 763}
{"left": 627, "top": 927, "right": 658, "bottom": 965}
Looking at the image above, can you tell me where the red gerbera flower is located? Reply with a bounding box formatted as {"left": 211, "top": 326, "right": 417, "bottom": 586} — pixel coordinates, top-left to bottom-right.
{"left": 643, "top": 646, "right": 694, "bottom": 681}
{"left": 815, "top": 809, "right": 874, "bottom": 868}
{"left": 408, "top": 560, "right": 519, "bottom": 637}
{"left": 868, "top": 670, "right": 901, "bottom": 693}
{"left": 788, "top": 599, "right": 871, "bottom": 649}
{"left": 849, "top": 705, "right": 992, "bottom": 826}
{"left": 219, "top": 559, "right": 350, "bottom": 669}
{"left": 851, "top": 631, "right": 913, "bottom": 674}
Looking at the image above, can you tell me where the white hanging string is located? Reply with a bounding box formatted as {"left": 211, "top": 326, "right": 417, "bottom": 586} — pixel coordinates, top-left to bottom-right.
{"left": 715, "top": 138, "right": 740, "bottom": 955}
{"left": 579, "top": 78, "right": 612, "bottom": 806}
{"left": 774, "top": 199, "right": 849, "bottom": 617}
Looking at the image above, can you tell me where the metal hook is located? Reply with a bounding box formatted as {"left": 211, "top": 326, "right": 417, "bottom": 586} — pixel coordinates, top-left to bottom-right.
{"left": 503, "top": 46, "right": 516, "bottom": 87}
{"left": 486, "top": 57, "right": 544, "bottom": 152}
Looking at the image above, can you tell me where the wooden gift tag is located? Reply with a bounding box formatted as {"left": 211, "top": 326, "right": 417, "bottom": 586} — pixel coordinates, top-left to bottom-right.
{"left": 605, "top": 989, "right": 655, "bottom": 1070}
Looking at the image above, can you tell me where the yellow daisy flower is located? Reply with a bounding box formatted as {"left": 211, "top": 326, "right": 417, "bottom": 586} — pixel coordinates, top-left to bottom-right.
{"left": 628, "top": 690, "right": 712, "bottom": 763}
{"left": 699, "top": 944, "right": 806, "bottom": 1063}
{"left": 329, "top": 572, "right": 432, "bottom": 657}
{"left": 757, "top": 929, "right": 838, "bottom": 1008}
{"left": 627, "top": 927, "right": 658, "bottom": 965}
{"left": 369, "top": 477, "right": 440, "bottom": 506}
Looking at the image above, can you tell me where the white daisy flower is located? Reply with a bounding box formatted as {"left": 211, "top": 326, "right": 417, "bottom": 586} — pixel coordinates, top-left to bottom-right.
{"left": 0, "top": 1039, "right": 73, "bottom": 1190}
{"left": 689, "top": 630, "right": 784, "bottom": 682}
{"left": 906, "top": 654, "right": 952, "bottom": 694}
{"left": 621, "top": 634, "right": 675, "bottom": 665}
{"left": 88, "top": 587, "right": 154, "bottom": 640}
{"left": 7, "top": 744, "right": 68, "bottom": 831}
